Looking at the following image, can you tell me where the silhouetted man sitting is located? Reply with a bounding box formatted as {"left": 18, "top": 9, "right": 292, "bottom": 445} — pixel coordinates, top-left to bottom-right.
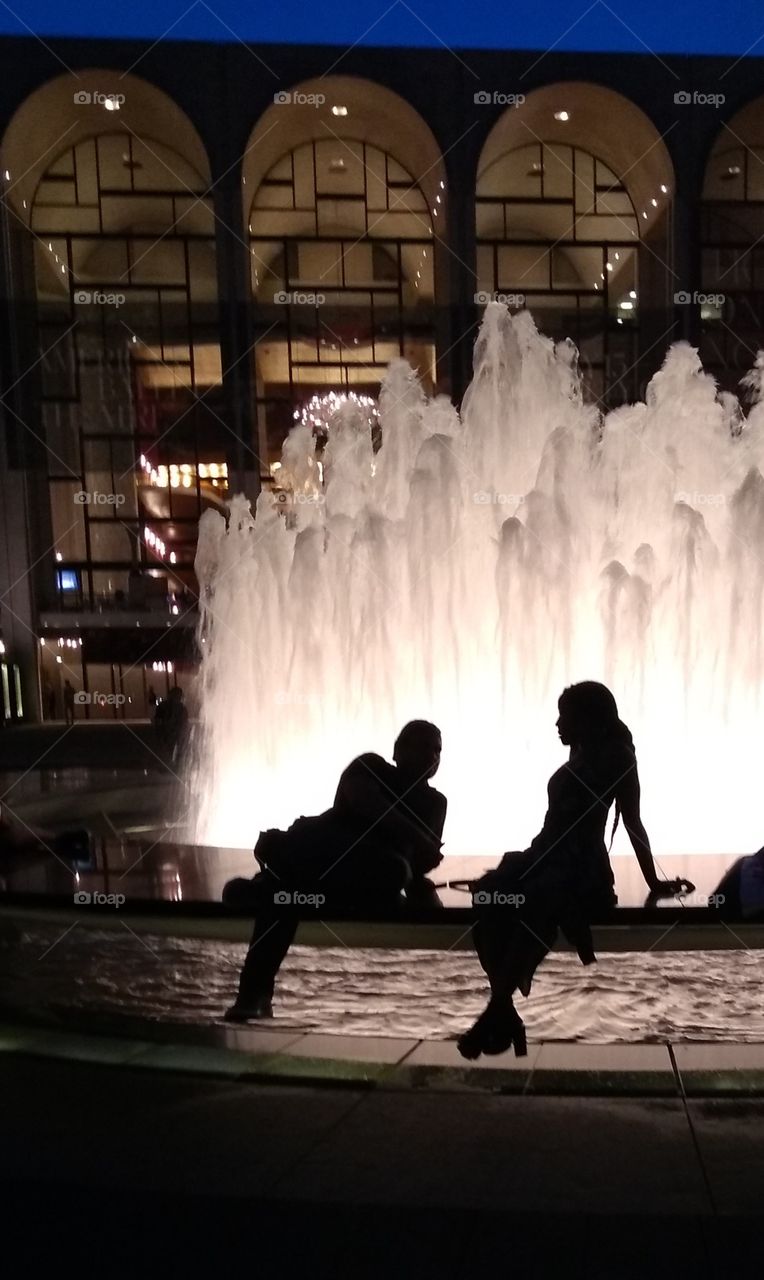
{"left": 713, "top": 847, "right": 764, "bottom": 920}
{"left": 224, "top": 720, "right": 446, "bottom": 1021}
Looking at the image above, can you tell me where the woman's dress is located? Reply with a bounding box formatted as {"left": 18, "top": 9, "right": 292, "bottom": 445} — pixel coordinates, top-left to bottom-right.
{"left": 473, "top": 738, "right": 633, "bottom": 995}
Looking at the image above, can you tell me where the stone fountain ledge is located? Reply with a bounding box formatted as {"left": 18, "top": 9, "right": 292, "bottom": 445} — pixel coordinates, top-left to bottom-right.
{"left": 2, "top": 1013, "right": 764, "bottom": 1097}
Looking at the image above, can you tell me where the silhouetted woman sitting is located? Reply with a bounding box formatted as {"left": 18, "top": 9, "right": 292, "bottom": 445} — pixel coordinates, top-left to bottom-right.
{"left": 458, "top": 681, "right": 693, "bottom": 1060}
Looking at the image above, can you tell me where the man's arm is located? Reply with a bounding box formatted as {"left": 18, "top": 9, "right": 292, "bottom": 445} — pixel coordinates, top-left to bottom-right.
{"left": 336, "top": 758, "right": 443, "bottom": 862}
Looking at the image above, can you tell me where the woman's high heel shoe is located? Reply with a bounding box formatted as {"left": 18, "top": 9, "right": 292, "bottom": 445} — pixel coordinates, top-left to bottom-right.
{"left": 457, "top": 1005, "right": 527, "bottom": 1060}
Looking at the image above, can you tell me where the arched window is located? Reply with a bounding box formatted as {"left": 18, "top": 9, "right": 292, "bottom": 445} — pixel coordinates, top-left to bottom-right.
{"left": 702, "top": 108, "right": 764, "bottom": 387}
{"left": 29, "top": 128, "right": 222, "bottom": 610}
{"left": 475, "top": 85, "right": 674, "bottom": 406}
{"left": 476, "top": 140, "right": 640, "bottom": 402}
{"left": 249, "top": 137, "right": 435, "bottom": 463}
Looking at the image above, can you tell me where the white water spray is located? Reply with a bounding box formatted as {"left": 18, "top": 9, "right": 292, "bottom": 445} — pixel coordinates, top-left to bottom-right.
{"left": 192, "top": 305, "right": 764, "bottom": 857}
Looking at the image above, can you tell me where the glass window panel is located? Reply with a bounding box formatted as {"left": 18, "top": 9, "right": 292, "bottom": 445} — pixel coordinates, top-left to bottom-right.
{"left": 387, "top": 184, "right": 428, "bottom": 213}
{"left": 35, "top": 177, "right": 76, "bottom": 206}
{"left": 579, "top": 331, "right": 605, "bottom": 362}
{"left": 533, "top": 294, "right": 584, "bottom": 317}
{"left": 269, "top": 155, "right": 293, "bottom": 181}
{"left": 541, "top": 145, "right": 573, "bottom": 199}
{"left": 43, "top": 404, "right": 81, "bottom": 474}
{"left": 747, "top": 152, "right": 764, "bottom": 201}
{"left": 253, "top": 183, "right": 295, "bottom": 210}
{"left": 505, "top": 203, "right": 575, "bottom": 240}
{"left": 33, "top": 206, "right": 99, "bottom": 235}
{"left": 250, "top": 210, "right": 316, "bottom": 236}
{"left": 476, "top": 202, "right": 504, "bottom": 239}
{"left": 316, "top": 198, "right": 366, "bottom": 236}
{"left": 76, "top": 144, "right": 99, "bottom": 206}
{"left": 702, "top": 247, "right": 726, "bottom": 289}
{"left": 553, "top": 245, "right": 602, "bottom": 289}
{"left": 372, "top": 290, "right": 400, "bottom": 310}
{"left": 366, "top": 211, "right": 430, "bottom": 239}
{"left": 365, "top": 146, "right": 389, "bottom": 211}
{"left": 479, "top": 146, "right": 542, "bottom": 199}
{"left": 318, "top": 289, "right": 372, "bottom": 307}
{"left": 187, "top": 241, "right": 218, "bottom": 303}
{"left": 476, "top": 244, "right": 496, "bottom": 294}
{"left": 41, "top": 326, "right": 79, "bottom": 398}
{"left": 132, "top": 139, "right": 204, "bottom": 192}
{"left": 705, "top": 204, "right": 764, "bottom": 244}
{"left": 315, "top": 139, "right": 366, "bottom": 194}
{"left": 50, "top": 481, "right": 87, "bottom": 558}
{"left": 574, "top": 149, "right": 595, "bottom": 210}
{"left": 84, "top": 439, "right": 111, "bottom": 471}
{"left": 575, "top": 215, "right": 638, "bottom": 242}
{"left": 84, "top": 664, "right": 115, "bottom": 719}
{"left": 70, "top": 236, "right": 130, "bottom": 281}
{"left": 386, "top": 157, "right": 410, "bottom": 183}
{"left": 297, "top": 241, "right": 342, "bottom": 285}
{"left": 251, "top": 239, "right": 282, "bottom": 285}
{"left": 400, "top": 243, "right": 432, "bottom": 295}
{"left": 595, "top": 158, "right": 622, "bottom": 188}
{"left": 596, "top": 190, "right": 634, "bottom": 217}
{"left": 340, "top": 242, "right": 374, "bottom": 284}
{"left": 497, "top": 244, "right": 549, "bottom": 290}
{"left": 96, "top": 136, "right": 132, "bottom": 190}
{"left": 293, "top": 145, "right": 316, "bottom": 209}
{"left": 372, "top": 340, "right": 400, "bottom": 364}
{"left": 704, "top": 145, "right": 752, "bottom": 200}
{"left": 100, "top": 195, "right": 175, "bottom": 234}
{"left": 48, "top": 150, "right": 75, "bottom": 177}
{"left": 129, "top": 240, "right": 185, "bottom": 285}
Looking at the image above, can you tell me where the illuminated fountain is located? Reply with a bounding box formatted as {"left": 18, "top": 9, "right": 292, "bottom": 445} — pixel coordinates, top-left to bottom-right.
{"left": 192, "top": 304, "right": 764, "bottom": 858}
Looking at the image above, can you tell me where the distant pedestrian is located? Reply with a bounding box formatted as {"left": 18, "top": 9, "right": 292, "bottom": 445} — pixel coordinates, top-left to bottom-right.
{"left": 63, "top": 680, "right": 75, "bottom": 727}
{"left": 154, "top": 686, "right": 189, "bottom": 765}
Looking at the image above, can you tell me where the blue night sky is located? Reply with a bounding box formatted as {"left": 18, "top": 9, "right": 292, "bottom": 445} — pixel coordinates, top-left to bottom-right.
{"left": 1, "top": 0, "right": 762, "bottom": 56}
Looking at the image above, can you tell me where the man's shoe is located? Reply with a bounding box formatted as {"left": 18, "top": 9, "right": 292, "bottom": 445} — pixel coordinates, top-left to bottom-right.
{"left": 224, "top": 997, "right": 274, "bottom": 1022}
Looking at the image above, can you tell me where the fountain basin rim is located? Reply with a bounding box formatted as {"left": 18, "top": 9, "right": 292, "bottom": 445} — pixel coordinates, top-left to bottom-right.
{"left": 2, "top": 896, "right": 761, "bottom": 953}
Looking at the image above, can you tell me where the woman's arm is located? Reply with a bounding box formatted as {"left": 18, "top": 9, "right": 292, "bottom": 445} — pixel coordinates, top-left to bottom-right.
{"left": 616, "top": 768, "right": 688, "bottom": 895}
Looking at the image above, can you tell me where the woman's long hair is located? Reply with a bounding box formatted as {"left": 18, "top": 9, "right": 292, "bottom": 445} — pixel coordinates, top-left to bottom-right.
{"left": 558, "top": 681, "right": 635, "bottom": 846}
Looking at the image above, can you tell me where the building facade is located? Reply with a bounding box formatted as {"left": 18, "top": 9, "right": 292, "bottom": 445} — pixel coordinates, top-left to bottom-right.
{"left": 0, "top": 35, "right": 762, "bottom": 720}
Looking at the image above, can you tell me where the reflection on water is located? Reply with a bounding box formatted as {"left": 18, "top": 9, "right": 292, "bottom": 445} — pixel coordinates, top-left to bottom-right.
{"left": 2, "top": 921, "right": 764, "bottom": 1043}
